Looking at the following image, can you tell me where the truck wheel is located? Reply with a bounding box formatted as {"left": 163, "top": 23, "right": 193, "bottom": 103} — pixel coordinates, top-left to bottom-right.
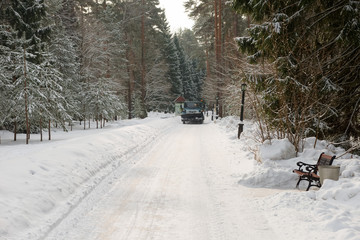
{"left": 182, "top": 121, "right": 185, "bottom": 124}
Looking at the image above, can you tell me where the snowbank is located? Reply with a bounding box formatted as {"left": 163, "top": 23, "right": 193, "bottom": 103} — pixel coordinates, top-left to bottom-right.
{"left": 0, "top": 112, "right": 176, "bottom": 239}
{"left": 216, "top": 116, "right": 360, "bottom": 239}
{"left": 259, "top": 138, "right": 296, "bottom": 161}
{"left": 1, "top": 113, "right": 359, "bottom": 240}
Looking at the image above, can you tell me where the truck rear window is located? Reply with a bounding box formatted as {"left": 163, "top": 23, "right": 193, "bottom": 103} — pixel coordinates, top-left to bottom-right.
{"left": 184, "top": 102, "right": 202, "bottom": 109}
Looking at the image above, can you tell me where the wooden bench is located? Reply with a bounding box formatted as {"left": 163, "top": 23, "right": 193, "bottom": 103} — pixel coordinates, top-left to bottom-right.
{"left": 293, "top": 152, "right": 336, "bottom": 191}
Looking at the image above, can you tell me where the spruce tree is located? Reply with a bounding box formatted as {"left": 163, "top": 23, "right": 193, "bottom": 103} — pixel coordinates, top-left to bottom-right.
{"left": 157, "top": 13, "right": 183, "bottom": 98}
{"left": 3, "top": 0, "right": 74, "bottom": 143}
{"left": 173, "top": 35, "right": 190, "bottom": 98}
{"left": 4, "top": 0, "right": 50, "bottom": 143}
{"left": 0, "top": 14, "right": 13, "bottom": 129}
{"left": 233, "top": 0, "right": 360, "bottom": 148}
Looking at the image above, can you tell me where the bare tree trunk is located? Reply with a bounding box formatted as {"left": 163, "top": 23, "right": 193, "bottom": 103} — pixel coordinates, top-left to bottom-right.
{"left": 80, "top": 3, "right": 87, "bottom": 130}
{"left": 125, "top": 33, "right": 135, "bottom": 119}
{"left": 218, "top": 0, "right": 222, "bottom": 64}
{"left": 214, "top": 0, "right": 223, "bottom": 117}
{"left": 24, "top": 48, "right": 30, "bottom": 144}
{"left": 205, "top": 46, "right": 210, "bottom": 77}
{"left": 83, "top": 105, "right": 86, "bottom": 130}
{"left": 233, "top": 12, "right": 238, "bottom": 37}
{"left": 214, "top": 0, "right": 219, "bottom": 64}
{"left": 140, "top": 0, "right": 147, "bottom": 118}
{"left": 40, "top": 118, "right": 43, "bottom": 141}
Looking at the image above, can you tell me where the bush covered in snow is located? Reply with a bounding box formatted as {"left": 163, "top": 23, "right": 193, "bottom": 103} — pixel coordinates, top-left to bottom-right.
{"left": 216, "top": 116, "right": 360, "bottom": 239}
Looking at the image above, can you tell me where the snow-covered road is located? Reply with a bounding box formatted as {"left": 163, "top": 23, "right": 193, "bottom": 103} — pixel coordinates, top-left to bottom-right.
{"left": 43, "top": 119, "right": 278, "bottom": 240}
{"left": 1, "top": 113, "right": 360, "bottom": 240}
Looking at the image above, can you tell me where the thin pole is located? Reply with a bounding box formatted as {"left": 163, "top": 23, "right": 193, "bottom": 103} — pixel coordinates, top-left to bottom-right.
{"left": 238, "top": 88, "right": 246, "bottom": 139}
{"left": 240, "top": 90, "right": 245, "bottom": 122}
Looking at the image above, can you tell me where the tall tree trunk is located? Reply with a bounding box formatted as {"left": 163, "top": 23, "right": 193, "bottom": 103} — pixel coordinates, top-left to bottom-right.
{"left": 125, "top": 32, "right": 135, "bottom": 119}
{"left": 218, "top": 0, "right": 222, "bottom": 65}
{"left": 233, "top": 12, "right": 238, "bottom": 37}
{"left": 214, "top": 0, "right": 223, "bottom": 117}
{"left": 140, "top": 0, "right": 147, "bottom": 118}
{"left": 83, "top": 105, "right": 86, "bottom": 130}
{"left": 96, "top": 104, "right": 99, "bottom": 129}
{"left": 80, "top": 3, "right": 87, "bottom": 130}
{"left": 40, "top": 118, "right": 43, "bottom": 141}
{"left": 214, "top": 0, "right": 219, "bottom": 64}
{"left": 206, "top": 48, "right": 210, "bottom": 77}
{"left": 218, "top": 0, "right": 223, "bottom": 117}
{"left": 24, "top": 48, "right": 30, "bottom": 144}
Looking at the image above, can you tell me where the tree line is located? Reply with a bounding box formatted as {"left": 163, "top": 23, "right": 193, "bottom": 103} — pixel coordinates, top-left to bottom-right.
{"left": 0, "top": 0, "right": 205, "bottom": 143}
{"left": 185, "top": 0, "right": 359, "bottom": 152}
{"left": 1, "top": 0, "right": 358, "bottom": 150}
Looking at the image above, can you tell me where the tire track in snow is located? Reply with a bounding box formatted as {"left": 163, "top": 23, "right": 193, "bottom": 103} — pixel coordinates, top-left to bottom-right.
{"left": 41, "top": 120, "right": 177, "bottom": 240}
{"left": 43, "top": 117, "right": 279, "bottom": 240}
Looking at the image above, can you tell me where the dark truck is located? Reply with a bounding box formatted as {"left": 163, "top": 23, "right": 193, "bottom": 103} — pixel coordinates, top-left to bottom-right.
{"left": 181, "top": 101, "right": 205, "bottom": 124}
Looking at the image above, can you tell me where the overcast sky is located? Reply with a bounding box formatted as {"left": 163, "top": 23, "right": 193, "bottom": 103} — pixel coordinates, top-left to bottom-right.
{"left": 158, "top": 0, "right": 194, "bottom": 33}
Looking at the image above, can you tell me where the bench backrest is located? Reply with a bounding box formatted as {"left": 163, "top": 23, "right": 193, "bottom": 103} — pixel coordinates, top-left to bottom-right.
{"left": 317, "top": 152, "right": 336, "bottom": 167}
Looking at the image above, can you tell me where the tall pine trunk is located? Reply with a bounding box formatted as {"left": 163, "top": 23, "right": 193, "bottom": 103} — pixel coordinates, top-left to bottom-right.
{"left": 40, "top": 118, "right": 43, "bottom": 141}
{"left": 140, "top": 0, "right": 147, "bottom": 118}
{"left": 125, "top": 32, "right": 135, "bottom": 119}
{"left": 214, "top": 0, "right": 223, "bottom": 117}
{"left": 24, "top": 48, "right": 30, "bottom": 144}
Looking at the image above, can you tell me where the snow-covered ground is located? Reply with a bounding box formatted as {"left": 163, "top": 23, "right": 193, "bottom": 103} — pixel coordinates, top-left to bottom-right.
{"left": 0, "top": 113, "right": 359, "bottom": 240}
{"left": 218, "top": 117, "right": 360, "bottom": 240}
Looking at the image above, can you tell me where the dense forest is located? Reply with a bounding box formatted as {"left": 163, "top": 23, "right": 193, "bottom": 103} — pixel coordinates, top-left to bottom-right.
{"left": 230, "top": 0, "right": 360, "bottom": 151}
{"left": 0, "top": 0, "right": 209, "bottom": 143}
{"left": 186, "top": 0, "right": 359, "bottom": 152}
{"left": 0, "top": 0, "right": 359, "bottom": 151}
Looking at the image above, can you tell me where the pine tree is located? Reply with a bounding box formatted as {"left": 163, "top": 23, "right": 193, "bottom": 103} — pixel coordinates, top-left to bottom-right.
{"left": 173, "top": 35, "right": 190, "bottom": 98}
{"left": 233, "top": 0, "right": 360, "bottom": 148}
{"left": 47, "top": 0, "right": 82, "bottom": 128}
{"left": 0, "top": 15, "right": 13, "bottom": 129}
{"left": 190, "top": 59, "right": 204, "bottom": 100}
{"left": 185, "top": 0, "right": 247, "bottom": 114}
{"left": 157, "top": 12, "right": 183, "bottom": 98}
{"left": 145, "top": 57, "right": 172, "bottom": 112}
{"left": 178, "top": 29, "right": 206, "bottom": 69}
{"left": 3, "top": 0, "right": 57, "bottom": 143}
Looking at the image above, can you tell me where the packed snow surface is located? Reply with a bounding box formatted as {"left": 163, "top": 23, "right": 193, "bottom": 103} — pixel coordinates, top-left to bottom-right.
{"left": 0, "top": 113, "right": 359, "bottom": 240}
